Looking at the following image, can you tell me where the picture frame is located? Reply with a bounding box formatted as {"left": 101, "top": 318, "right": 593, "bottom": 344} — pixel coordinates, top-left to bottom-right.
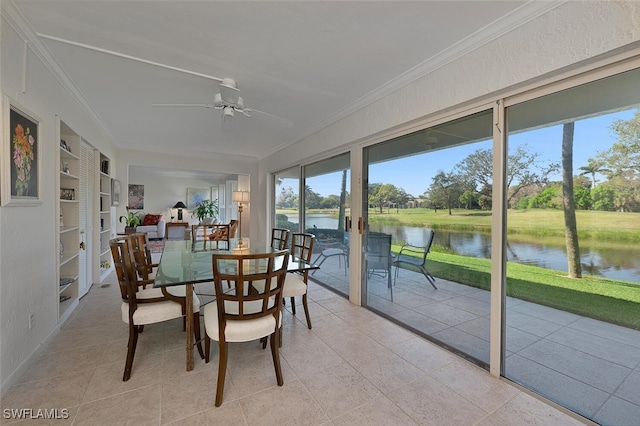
{"left": 1, "top": 95, "right": 42, "bottom": 206}
{"left": 187, "top": 187, "right": 210, "bottom": 209}
{"left": 127, "top": 184, "right": 144, "bottom": 209}
{"left": 111, "top": 178, "right": 121, "bottom": 206}
{"left": 60, "top": 188, "right": 75, "bottom": 200}
{"left": 60, "top": 139, "right": 69, "bottom": 153}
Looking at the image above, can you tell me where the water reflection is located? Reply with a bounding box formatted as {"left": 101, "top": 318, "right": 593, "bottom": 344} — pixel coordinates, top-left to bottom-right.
{"left": 290, "top": 214, "right": 640, "bottom": 283}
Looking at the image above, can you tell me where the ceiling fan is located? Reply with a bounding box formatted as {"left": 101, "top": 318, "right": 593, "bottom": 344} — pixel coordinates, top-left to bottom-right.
{"left": 152, "top": 78, "right": 292, "bottom": 129}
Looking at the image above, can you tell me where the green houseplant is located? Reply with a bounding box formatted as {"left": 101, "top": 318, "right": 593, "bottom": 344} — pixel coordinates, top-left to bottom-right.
{"left": 193, "top": 199, "right": 219, "bottom": 223}
{"left": 119, "top": 207, "right": 144, "bottom": 232}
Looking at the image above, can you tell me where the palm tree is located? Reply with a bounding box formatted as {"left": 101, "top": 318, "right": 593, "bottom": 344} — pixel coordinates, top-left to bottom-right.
{"left": 562, "top": 122, "right": 581, "bottom": 279}
{"left": 579, "top": 158, "right": 610, "bottom": 189}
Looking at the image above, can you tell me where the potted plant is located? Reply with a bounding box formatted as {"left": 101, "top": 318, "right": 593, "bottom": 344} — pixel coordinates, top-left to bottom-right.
{"left": 119, "top": 207, "right": 144, "bottom": 233}
{"left": 193, "top": 199, "right": 219, "bottom": 224}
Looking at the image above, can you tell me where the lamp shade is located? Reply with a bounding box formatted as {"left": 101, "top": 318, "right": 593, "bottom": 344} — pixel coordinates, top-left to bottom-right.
{"left": 173, "top": 201, "right": 187, "bottom": 209}
{"left": 232, "top": 191, "right": 250, "bottom": 203}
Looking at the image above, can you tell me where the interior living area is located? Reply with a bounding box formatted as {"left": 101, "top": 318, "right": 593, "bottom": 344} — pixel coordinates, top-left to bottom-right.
{"left": 2, "top": 2, "right": 640, "bottom": 425}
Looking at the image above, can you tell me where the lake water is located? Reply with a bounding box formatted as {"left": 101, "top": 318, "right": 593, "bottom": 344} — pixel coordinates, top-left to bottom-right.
{"left": 291, "top": 213, "right": 640, "bottom": 283}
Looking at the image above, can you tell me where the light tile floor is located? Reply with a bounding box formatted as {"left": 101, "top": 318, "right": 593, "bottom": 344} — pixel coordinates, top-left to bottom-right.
{"left": 0, "top": 270, "right": 588, "bottom": 425}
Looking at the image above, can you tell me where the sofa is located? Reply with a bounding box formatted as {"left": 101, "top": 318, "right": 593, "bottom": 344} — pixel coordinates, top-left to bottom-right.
{"left": 136, "top": 214, "right": 166, "bottom": 239}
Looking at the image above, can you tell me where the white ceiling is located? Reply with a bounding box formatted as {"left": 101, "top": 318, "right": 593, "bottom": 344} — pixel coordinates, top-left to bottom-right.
{"left": 11, "top": 1, "right": 556, "bottom": 160}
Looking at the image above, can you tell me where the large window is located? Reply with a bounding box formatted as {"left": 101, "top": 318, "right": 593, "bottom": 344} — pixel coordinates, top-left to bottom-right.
{"left": 274, "top": 166, "right": 300, "bottom": 232}
{"left": 363, "top": 111, "right": 494, "bottom": 366}
{"left": 504, "top": 67, "right": 640, "bottom": 425}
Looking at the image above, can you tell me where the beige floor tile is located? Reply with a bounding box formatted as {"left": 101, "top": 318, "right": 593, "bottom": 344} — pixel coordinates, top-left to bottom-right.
{"left": 391, "top": 336, "right": 459, "bottom": 373}
{"left": 73, "top": 385, "right": 161, "bottom": 426}
{"left": 160, "top": 368, "right": 219, "bottom": 424}
{"left": 349, "top": 347, "right": 426, "bottom": 394}
{"left": 165, "top": 400, "right": 248, "bottom": 425}
{"left": 1, "top": 370, "right": 94, "bottom": 419}
{"left": 388, "top": 375, "right": 487, "bottom": 425}
{"left": 238, "top": 379, "right": 329, "bottom": 425}
{"left": 429, "top": 358, "right": 519, "bottom": 412}
{"left": 301, "top": 361, "right": 382, "bottom": 419}
{"left": 332, "top": 395, "right": 419, "bottom": 426}
{"left": 18, "top": 345, "right": 106, "bottom": 383}
{"left": 82, "top": 359, "right": 162, "bottom": 403}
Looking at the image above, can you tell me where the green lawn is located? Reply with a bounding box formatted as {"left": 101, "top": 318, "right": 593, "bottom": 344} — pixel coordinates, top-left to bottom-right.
{"left": 421, "top": 251, "right": 640, "bottom": 329}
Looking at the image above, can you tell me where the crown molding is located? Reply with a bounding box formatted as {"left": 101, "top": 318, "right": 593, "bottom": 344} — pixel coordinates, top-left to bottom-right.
{"left": 2, "top": 0, "right": 115, "bottom": 140}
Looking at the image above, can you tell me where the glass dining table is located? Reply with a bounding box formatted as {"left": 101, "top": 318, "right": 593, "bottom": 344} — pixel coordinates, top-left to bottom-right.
{"left": 154, "top": 238, "right": 318, "bottom": 371}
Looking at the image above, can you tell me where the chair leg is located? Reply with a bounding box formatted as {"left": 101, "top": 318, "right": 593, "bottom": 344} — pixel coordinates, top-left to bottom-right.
{"left": 290, "top": 297, "right": 296, "bottom": 315}
{"left": 204, "top": 333, "right": 211, "bottom": 363}
{"left": 269, "top": 331, "right": 284, "bottom": 386}
{"left": 302, "top": 293, "right": 312, "bottom": 329}
{"left": 193, "top": 312, "right": 205, "bottom": 360}
{"left": 123, "top": 322, "right": 139, "bottom": 381}
{"left": 215, "top": 340, "right": 228, "bottom": 407}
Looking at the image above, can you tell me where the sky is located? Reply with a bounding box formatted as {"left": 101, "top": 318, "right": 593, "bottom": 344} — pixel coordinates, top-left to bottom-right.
{"left": 279, "top": 109, "right": 636, "bottom": 198}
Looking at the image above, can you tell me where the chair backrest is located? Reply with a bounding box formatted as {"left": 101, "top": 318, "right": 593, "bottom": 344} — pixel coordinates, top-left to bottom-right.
{"left": 228, "top": 220, "right": 238, "bottom": 238}
{"left": 212, "top": 250, "right": 289, "bottom": 329}
{"left": 271, "top": 228, "right": 290, "bottom": 250}
{"left": 110, "top": 236, "right": 141, "bottom": 303}
{"left": 291, "top": 233, "right": 315, "bottom": 263}
{"left": 366, "top": 233, "right": 392, "bottom": 269}
{"left": 129, "top": 232, "right": 154, "bottom": 280}
{"left": 398, "top": 229, "right": 435, "bottom": 265}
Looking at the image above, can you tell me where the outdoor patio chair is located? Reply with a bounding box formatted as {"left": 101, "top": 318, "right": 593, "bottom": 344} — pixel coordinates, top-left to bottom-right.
{"left": 312, "top": 237, "right": 348, "bottom": 276}
{"left": 365, "top": 233, "right": 394, "bottom": 300}
{"left": 392, "top": 229, "right": 437, "bottom": 290}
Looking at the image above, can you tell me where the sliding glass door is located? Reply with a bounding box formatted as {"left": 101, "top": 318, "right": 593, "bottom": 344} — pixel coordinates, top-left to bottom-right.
{"left": 504, "top": 67, "right": 640, "bottom": 425}
{"left": 303, "top": 153, "right": 351, "bottom": 297}
{"left": 362, "top": 110, "right": 494, "bottom": 365}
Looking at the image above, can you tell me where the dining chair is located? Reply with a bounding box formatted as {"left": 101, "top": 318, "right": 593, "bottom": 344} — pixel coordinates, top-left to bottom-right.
{"left": 129, "top": 232, "right": 158, "bottom": 282}
{"left": 392, "top": 229, "right": 437, "bottom": 290}
{"left": 270, "top": 228, "right": 290, "bottom": 250}
{"left": 110, "top": 236, "right": 204, "bottom": 381}
{"left": 203, "top": 250, "right": 289, "bottom": 406}
{"left": 283, "top": 232, "right": 315, "bottom": 329}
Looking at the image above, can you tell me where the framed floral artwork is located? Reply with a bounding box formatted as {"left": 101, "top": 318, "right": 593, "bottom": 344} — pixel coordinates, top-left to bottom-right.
{"left": 1, "top": 95, "right": 42, "bottom": 206}
{"left": 187, "top": 187, "right": 209, "bottom": 209}
{"left": 128, "top": 184, "right": 144, "bottom": 209}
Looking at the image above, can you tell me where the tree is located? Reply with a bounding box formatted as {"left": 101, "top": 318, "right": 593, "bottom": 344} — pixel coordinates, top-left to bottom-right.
{"left": 598, "top": 110, "right": 640, "bottom": 175}
{"left": 578, "top": 158, "right": 610, "bottom": 189}
{"left": 428, "top": 171, "right": 464, "bottom": 215}
{"left": 305, "top": 185, "right": 323, "bottom": 209}
{"left": 455, "top": 144, "right": 559, "bottom": 205}
{"left": 337, "top": 169, "right": 348, "bottom": 230}
{"left": 561, "top": 122, "right": 581, "bottom": 279}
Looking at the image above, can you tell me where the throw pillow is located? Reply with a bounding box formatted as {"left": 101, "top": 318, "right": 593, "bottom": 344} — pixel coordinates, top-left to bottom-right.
{"left": 142, "top": 214, "right": 162, "bottom": 226}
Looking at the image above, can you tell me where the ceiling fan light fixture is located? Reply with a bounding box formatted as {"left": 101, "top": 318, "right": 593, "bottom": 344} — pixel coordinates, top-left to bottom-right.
{"left": 222, "top": 106, "right": 235, "bottom": 120}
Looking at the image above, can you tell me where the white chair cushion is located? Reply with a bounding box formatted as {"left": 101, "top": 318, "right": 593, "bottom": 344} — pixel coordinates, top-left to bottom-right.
{"left": 203, "top": 302, "right": 281, "bottom": 342}
{"left": 122, "top": 290, "right": 200, "bottom": 325}
{"left": 282, "top": 273, "right": 307, "bottom": 298}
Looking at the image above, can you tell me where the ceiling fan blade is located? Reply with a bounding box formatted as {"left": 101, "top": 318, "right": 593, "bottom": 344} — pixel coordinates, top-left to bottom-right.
{"left": 244, "top": 108, "right": 294, "bottom": 128}
{"left": 219, "top": 81, "right": 240, "bottom": 104}
{"left": 152, "top": 103, "right": 220, "bottom": 109}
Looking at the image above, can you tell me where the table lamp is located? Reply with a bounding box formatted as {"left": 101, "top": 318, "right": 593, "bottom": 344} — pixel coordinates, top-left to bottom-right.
{"left": 173, "top": 201, "right": 187, "bottom": 221}
{"left": 232, "top": 191, "right": 250, "bottom": 247}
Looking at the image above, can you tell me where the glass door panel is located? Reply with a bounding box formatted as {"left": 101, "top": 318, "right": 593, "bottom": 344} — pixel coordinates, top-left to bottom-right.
{"left": 304, "top": 153, "right": 351, "bottom": 297}
{"left": 274, "top": 166, "right": 301, "bottom": 233}
{"left": 363, "top": 110, "right": 494, "bottom": 366}
{"left": 504, "top": 67, "right": 640, "bottom": 425}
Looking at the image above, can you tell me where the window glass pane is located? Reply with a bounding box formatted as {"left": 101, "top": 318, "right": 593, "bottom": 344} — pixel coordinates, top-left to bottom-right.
{"left": 363, "top": 110, "right": 493, "bottom": 366}
{"left": 274, "top": 166, "right": 300, "bottom": 232}
{"left": 304, "top": 153, "right": 351, "bottom": 297}
{"left": 505, "top": 67, "right": 640, "bottom": 426}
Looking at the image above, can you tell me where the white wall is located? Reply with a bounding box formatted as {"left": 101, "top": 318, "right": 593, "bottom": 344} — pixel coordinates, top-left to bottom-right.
{"left": 127, "top": 168, "right": 236, "bottom": 225}
{"left": 0, "top": 7, "right": 117, "bottom": 393}
{"left": 115, "top": 149, "right": 257, "bottom": 238}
